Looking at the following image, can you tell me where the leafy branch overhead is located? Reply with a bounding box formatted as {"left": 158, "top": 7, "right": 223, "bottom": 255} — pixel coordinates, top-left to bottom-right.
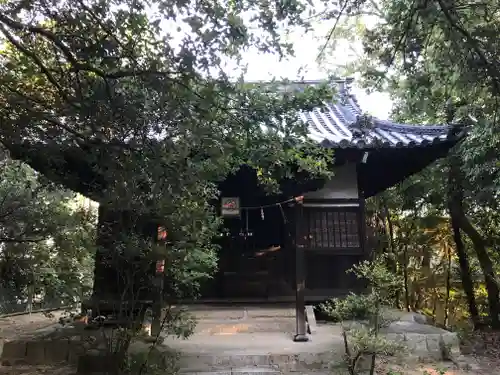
{"left": 0, "top": 0, "right": 335, "bottom": 206}
{"left": 318, "top": 0, "right": 500, "bottom": 190}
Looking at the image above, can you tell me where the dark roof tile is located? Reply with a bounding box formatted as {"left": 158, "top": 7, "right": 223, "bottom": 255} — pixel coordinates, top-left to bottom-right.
{"left": 268, "top": 79, "right": 465, "bottom": 148}
{"left": 246, "top": 78, "right": 466, "bottom": 148}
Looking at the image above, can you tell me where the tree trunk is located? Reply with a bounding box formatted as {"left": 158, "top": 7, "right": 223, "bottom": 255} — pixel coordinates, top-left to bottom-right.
{"left": 449, "top": 211, "right": 480, "bottom": 327}
{"left": 444, "top": 248, "right": 452, "bottom": 328}
{"left": 432, "top": 290, "right": 438, "bottom": 321}
{"left": 382, "top": 200, "right": 400, "bottom": 308}
{"left": 402, "top": 242, "right": 410, "bottom": 312}
{"left": 447, "top": 154, "right": 481, "bottom": 328}
{"left": 413, "top": 288, "right": 423, "bottom": 311}
{"left": 26, "top": 283, "right": 34, "bottom": 315}
{"left": 452, "top": 204, "right": 500, "bottom": 329}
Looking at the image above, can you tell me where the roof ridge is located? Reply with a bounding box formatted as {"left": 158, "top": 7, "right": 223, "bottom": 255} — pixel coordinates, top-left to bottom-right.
{"left": 374, "top": 119, "right": 452, "bottom": 133}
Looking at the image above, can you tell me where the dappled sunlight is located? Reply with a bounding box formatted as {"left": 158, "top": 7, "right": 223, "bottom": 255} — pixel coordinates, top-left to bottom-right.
{"left": 420, "top": 369, "right": 456, "bottom": 375}
{"left": 201, "top": 323, "right": 250, "bottom": 335}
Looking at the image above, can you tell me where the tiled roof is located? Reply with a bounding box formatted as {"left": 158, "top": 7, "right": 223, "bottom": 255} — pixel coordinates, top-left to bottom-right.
{"left": 258, "top": 79, "right": 465, "bottom": 148}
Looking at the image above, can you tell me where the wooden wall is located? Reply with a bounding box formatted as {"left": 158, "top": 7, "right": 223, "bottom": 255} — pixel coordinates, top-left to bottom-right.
{"left": 303, "top": 164, "right": 359, "bottom": 200}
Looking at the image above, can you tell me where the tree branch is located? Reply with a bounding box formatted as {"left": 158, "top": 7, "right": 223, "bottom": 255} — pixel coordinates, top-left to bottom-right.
{"left": 0, "top": 22, "right": 76, "bottom": 107}
{"left": 317, "top": 0, "right": 350, "bottom": 61}
{"left": 3, "top": 84, "right": 87, "bottom": 141}
{"left": 436, "top": 0, "right": 500, "bottom": 95}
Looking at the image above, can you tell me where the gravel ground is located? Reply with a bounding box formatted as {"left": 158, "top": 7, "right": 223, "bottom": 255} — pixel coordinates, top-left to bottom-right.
{"left": 375, "top": 356, "right": 500, "bottom": 374}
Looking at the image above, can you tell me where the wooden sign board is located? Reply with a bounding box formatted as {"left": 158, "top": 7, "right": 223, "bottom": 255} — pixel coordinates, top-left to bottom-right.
{"left": 221, "top": 197, "right": 240, "bottom": 217}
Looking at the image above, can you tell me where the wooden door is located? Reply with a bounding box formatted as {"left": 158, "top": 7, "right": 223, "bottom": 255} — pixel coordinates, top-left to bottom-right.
{"left": 297, "top": 204, "right": 366, "bottom": 299}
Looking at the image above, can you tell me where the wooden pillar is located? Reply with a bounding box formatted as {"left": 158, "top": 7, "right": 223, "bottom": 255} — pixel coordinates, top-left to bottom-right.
{"left": 151, "top": 258, "right": 165, "bottom": 336}
{"left": 359, "top": 194, "right": 367, "bottom": 255}
{"left": 294, "top": 202, "right": 309, "bottom": 342}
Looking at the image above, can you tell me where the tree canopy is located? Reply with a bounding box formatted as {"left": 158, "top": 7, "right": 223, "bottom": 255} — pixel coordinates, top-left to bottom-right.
{"left": 0, "top": 0, "right": 338, "bottom": 206}
{"left": 0, "top": 0, "right": 340, "bottom": 306}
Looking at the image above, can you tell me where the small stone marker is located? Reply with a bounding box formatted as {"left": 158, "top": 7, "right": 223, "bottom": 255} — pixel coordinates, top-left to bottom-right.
{"left": 305, "top": 305, "right": 317, "bottom": 334}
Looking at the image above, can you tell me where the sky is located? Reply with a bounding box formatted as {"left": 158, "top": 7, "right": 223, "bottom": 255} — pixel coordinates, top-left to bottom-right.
{"left": 235, "top": 20, "right": 393, "bottom": 120}
{"left": 156, "top": 5, "right": 394, "bottom": 121}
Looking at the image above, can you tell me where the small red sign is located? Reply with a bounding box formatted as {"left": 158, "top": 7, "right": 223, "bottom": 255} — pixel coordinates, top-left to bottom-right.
{"left": 221, "top": 197, "right": 240, "bottom": 217}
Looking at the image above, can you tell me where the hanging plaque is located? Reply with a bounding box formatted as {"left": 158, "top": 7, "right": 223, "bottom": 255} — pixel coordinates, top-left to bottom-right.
{"left": 221, "top": 197, "right": 240, "bottom": 217}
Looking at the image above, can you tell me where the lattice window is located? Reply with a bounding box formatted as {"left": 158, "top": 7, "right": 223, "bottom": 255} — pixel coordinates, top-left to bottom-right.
{"left": 302, "top": 208, "right": 361, "bottom": 249}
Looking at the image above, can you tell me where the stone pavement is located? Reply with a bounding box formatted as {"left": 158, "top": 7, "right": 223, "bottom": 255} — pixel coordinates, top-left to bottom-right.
{"left": 0, "top": 306, "right": 463, "bottom": 374}
{"left": 157, "top": 307, "right": 461, "bottom": 374}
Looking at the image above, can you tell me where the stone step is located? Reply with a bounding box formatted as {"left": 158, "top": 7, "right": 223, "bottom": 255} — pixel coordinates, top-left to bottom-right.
{"left": 176, "top": 352, "right": 335, "bottom": 373}
{"left": 190, "top": 307, "right": 296, "bottom": 321}
{"left": 179, "top": 366, "right": 282, "bottom": 375}
{"left": 195, "top": 319, "right": 296, "bottom": 334}
{"left": 180, "top": 371, "right": 330, "bottom": 375}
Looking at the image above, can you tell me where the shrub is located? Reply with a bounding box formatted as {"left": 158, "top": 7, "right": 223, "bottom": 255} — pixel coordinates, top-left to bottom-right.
{"left": 321, "top": 293, "right": 375, "bottom": 322}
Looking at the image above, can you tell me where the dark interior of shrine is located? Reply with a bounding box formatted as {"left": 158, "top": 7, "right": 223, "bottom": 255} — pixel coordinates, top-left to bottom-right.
{"left": 198, "top": 164, "right": 366, "bottom": 301}
{"left": 200, "top": 166, "right": 297, "bottom": 299}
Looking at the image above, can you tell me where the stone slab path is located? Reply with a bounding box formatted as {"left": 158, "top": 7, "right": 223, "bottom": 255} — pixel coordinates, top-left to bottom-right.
{"left": 158, "top": 306, "right": 468, "bottom": 374}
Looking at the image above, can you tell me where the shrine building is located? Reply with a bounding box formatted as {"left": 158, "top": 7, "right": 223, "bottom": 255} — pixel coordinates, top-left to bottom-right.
{"left": 86, "top": 78, "right": 466, "bottom": 340}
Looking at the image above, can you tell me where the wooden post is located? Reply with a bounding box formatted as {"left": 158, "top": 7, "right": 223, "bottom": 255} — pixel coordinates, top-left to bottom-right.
{"left": 359, "top": 194, "right": 367, "bottom": 255}
{"left": 294, "top": 202, "right": 308, "bottom": 342}
{"left": 27, "top": 284, "right": 34, "bottom": 316}
{"left": 151, "top": 273, "right": 164, "bottom": 336}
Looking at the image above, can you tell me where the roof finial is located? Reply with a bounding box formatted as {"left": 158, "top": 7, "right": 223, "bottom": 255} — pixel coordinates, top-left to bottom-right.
{"left": 349, "top": 114, "right": 374, "bottom": 139}
{"left": 337, "top": 80, "right": 351, "bottom": 105}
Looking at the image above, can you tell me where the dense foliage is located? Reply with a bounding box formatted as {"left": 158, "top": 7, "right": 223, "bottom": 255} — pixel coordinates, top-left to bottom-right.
{"left": 0, "top": 1, "right": 342, "bottom": 371}
{"left": 0, "top": 156, "right": 95, "bottom": 312}
{"left": 0, "top": 0, "right": 339, "bottom": 309}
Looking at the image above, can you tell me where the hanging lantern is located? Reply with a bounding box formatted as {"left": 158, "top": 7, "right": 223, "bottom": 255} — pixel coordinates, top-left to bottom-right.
{"left": 157, "top": 226, "right": 168, "bottom": 241}
{"left": 156, "top": 260, "right": 165, "bottom": 274}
